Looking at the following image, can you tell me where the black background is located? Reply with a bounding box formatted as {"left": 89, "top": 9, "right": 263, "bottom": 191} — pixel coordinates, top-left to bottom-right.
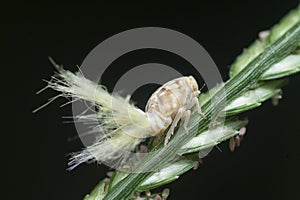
{"left": 2, "top": 1, "right": 300, "bottom": 200}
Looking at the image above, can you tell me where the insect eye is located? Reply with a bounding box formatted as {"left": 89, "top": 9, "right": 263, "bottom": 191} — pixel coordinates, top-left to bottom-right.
{"left": 188, "top": 76, "right": 199, "bottom": 91}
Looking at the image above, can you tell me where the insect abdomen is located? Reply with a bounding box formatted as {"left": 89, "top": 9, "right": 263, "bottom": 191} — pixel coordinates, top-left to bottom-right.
{"left": 146, "top": 109, "right": 172, "bottom": 136}
{"left": 145, "top": 77, "right": 194, "bottom": 136}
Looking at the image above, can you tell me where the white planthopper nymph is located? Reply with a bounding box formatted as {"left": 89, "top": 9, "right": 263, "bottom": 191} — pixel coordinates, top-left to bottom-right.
{"left": 38, "top": 59, "right": 206, "bottom": 170}
{"left": 145, "top": 76, "right": 206, "bottom": 146}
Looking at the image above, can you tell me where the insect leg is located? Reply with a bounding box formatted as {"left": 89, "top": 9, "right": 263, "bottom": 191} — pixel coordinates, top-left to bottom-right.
{"left": 183, "top": 109, "right": 191, "bottom": 134}
{"left": 164, "top": 107, "right": 185, "bottom": 146}
{"left": 191, "top": 97, "right": 206, "bottom": 119}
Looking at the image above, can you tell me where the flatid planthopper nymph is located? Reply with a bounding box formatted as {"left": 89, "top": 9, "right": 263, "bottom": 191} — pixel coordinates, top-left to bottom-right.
{"left": 145, "top": 76, "right": 206, "bottom": 146}
{"left": 36, "top": 59, "right": 206, "bottom": 170}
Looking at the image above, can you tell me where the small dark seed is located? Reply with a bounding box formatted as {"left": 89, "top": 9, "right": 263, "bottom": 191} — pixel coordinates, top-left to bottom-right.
{"left": 229, "top": 137, "right": 236, "bottom": 152}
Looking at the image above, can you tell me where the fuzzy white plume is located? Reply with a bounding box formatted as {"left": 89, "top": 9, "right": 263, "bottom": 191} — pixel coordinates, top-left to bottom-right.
{"left": 41, "top": 59, "right": 150, "bottom": 170}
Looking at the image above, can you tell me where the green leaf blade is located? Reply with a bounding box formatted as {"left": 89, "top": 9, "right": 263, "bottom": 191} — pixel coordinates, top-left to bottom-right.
{"left": 261, "top": 54, "right": 300, "bottom": 80}
{"left": 138, "top": 158, "right": 197, "bottom": 191}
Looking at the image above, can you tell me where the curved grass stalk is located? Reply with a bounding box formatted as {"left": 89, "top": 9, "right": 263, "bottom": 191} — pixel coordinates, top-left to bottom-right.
{"left": 38, "top": 5, "right": 300, "bottom": 200}
{"left": 94, "top": 6, "right": 300, "bottom": 200}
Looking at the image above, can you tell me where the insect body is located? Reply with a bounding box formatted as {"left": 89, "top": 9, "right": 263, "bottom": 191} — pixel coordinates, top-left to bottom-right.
{"left": 42, "top": 62, "right": 205, "bottom": 169}
{"left": 145, "top": 76, "right": 205, "bottom": 145}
